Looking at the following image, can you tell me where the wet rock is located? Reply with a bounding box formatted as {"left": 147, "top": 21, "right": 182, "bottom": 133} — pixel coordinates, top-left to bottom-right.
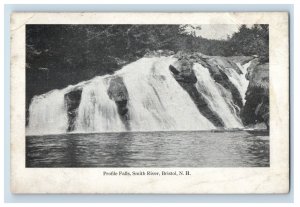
{"left": 179, "top": 82, "right": 225, "bottom": 127}
{"left": 169, "top": 65, "right": 180, "bottom": 75}
{"left": 173, "top": 52, "right": 244, "bottom": 110}
{"left": 204, "top": 58, "right": 243, "bottom": 109}
{"left": 107, "top": 76, "right": 130, "bottom": 130}
{"left": 241, "top": 63, "right": 269, "bottom": 129}
{"left": 169, "top": 59, "right": 197, "bottom": 84}
{"left": 144, "top": 49, "right": 175, "bottom": 58}
{"left": 169, "top": 58, "right": 224, "bottom": 127}
{"left": 64, "top": 88, "right": 82, "bottom": 132}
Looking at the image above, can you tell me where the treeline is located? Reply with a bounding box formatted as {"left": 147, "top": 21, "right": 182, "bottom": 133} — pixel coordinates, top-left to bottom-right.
{"left": 26, "top": 24, "right": 269, "bottom": 108}
{"left": 179, "top": 24, "right": 269, "bottom": 62}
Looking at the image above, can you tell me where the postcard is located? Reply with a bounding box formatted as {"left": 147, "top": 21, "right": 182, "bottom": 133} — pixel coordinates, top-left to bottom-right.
{"left": 10, "top": 12, "right": 289, "bottom": 193}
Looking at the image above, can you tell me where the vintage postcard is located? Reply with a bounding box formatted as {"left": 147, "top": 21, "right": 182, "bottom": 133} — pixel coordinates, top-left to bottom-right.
{"left": 10, "top": 12, "right": 289, "bottom": 193}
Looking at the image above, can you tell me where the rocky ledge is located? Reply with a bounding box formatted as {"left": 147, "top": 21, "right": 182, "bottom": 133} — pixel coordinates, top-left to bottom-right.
{"left": 241, "top": 61, "right": 269, "bottom": 129}
{"left": 63, "top": 50, "right": 269, "bottom": 131}
{"left": 64, "top": 87, "right": 83, "bottom": 132}
{"left": 169, "top": 53, "right": 225, "bottom": 127}
{"left": 107, "top": 76, "right": 130, "bottom": 130}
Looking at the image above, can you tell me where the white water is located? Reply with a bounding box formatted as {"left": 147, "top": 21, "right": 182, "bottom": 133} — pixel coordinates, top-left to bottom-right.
{"left": 75, "top": 77, "right": 126, "bottom": 132}
{"left": 27, "top": 89, "right": 68, "bottom": 135}
{"left": 231, "top": 61, "right": 252, "bottom": 103}
{"left": 193, "top": 63, "right": 242, "bottom": 128}
{"left": 27, "top": 56, "right": 250, "bottom": 135}
{"left": 117, "top": 57, "right": 215, "bottom": 131}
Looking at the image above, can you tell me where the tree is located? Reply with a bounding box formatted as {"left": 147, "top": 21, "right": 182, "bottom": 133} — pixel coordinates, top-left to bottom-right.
{"left": 228, "top": 24, "right": 269, "bottom": 62}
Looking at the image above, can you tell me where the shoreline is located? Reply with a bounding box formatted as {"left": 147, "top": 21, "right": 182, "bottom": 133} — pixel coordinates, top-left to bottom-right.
{"left": 26, "top": 128, "right": 269, "bottom": 137}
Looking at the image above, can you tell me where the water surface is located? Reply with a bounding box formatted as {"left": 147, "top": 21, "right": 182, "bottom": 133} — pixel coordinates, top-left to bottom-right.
{"left": 26, "top": 131, "right": 269, "bottom": 167}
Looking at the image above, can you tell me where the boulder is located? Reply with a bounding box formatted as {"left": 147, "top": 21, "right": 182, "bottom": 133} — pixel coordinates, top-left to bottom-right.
{"left": 64, "top": 87, "right": 83, "bottom": 132}
{"left": 169, "top": 59, "right": 197, "bottom": 84}
{"left": 241, "top": 62, "right": 269, "bottom": 129}
{"left": 107, "top": 76, "right": 130, "bottom": 129}
{"left": 107, "top": 76, "right": 128, "bottom": 102}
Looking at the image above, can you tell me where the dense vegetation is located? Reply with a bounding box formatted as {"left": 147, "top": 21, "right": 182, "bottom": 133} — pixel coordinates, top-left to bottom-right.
{"left": 26, "top": 24, "right": 269, "bottom": 112}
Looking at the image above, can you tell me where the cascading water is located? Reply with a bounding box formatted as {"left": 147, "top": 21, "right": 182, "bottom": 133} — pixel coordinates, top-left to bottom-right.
{"left": 117, "top": 57, "right": 215, "bottom": 131}
{"left": 193, "top": 63, "right": 243, "bottom": 128}
{"left": 232, "top": 61, "right": 252, "bottom": 103}
{"left": 27, "top": 55, "right": 251, "bottom": 135}
{"left": 75, "top": 77, "right": 126, "bottom": 133}
{"left": 27, "top": 89, "right": 69, "bottom": 135}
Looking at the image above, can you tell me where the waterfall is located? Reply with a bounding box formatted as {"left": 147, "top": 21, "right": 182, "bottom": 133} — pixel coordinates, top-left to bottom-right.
{"left": 75, "top": 77, "right": 126, "bottom": 133}
{"left": 27, "top": 56, "right": 250, "bottom": 135}
{"left": 234, "top": 61, "right": 252, "bottom": 103}
{"left": 27, "top": 89, "right": 68, "bottom": 135}
{"left": 193, "top": 63, "right": 242, "bottom": 128}
{"left": 117, "top": 57, "right": 215, "bottom": 131}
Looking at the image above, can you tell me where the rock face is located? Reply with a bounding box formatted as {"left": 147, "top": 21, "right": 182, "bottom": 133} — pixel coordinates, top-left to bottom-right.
{"left": 29, "top": 50, "right": 269, "bottom": 133}
{"left": 203, "top": 57, "right": 244, "bottom": 109}
{"left": 174, "top": 52, "right": 244, "bottom": 109}
{"left": 169, "top": 54, "right": 225, "bottom": 127}
{"left": 169, "top": 61, "right": 198, "bottom": 83}
{"left": 144, "top": 49, "right": 175, "bottom": 58}
{"left": 241, "top": 62, "right": 269, "bottom": 129}
{"left": 64, "top": 88, "right": 82, "bottom": 132}
{"left": 107, "top": 76, "right": 130, "bottom": 130}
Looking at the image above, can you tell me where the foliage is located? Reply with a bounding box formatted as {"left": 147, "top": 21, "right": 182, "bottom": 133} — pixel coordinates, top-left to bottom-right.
{"left": 26, "top": 24, "right": 269, "bottom": 109}
{"left": 228, "top": 25, "right": 269, "bottom": 62}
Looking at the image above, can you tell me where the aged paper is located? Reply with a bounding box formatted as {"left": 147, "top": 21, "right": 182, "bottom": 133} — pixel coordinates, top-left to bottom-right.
{"left": 11, "top": 12, "right": 289, "bottom": 193}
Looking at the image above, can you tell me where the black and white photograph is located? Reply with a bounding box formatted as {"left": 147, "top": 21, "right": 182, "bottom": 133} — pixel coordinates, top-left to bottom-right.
{"left": 10, "top": 12, "right": 289, "bottom": 194}
{"left": 25, "top": 23, "right": 270, "bottom": 168}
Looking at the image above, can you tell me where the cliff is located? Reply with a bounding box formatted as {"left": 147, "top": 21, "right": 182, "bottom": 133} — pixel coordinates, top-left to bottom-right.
{"left": 27, "top": 50, "right": 269, "bottom": 134}
{"left": 146, "top": 51, "right": 269, "bottom": 129}
{"left": 241, "top": 60, "right": 269, "bottom": 129}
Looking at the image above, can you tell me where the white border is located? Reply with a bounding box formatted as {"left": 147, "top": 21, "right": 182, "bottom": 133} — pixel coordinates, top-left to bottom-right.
{"left": 10, "top": 12, "right": 289, "bottom": 194}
